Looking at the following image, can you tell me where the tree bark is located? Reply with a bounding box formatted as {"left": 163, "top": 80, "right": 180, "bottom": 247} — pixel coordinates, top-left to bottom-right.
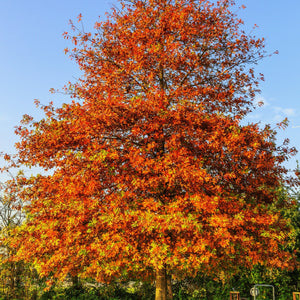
{"left": 167, "top": 274, "right": 173, "bottom": 300}
{"left": 71, "top": 275, "right": 81, "bottom": 288}
{"left": 155, "top": 267, "right": 167, "bottom": 300}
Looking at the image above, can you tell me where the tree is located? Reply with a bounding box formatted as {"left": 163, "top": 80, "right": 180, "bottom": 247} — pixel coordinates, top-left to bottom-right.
{"left": 0, "top": 172, "right": 29, "bottom": 299}
{"left": 7, "top": 0, "right": 298, "bottom": 299}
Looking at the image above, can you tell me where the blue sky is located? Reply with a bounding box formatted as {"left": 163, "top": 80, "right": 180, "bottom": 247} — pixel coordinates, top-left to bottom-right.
{"left": 0, "top": 0, "right": 300, "bottom": 173}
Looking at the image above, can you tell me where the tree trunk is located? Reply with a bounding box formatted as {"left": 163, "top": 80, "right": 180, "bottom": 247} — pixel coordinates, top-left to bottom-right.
{"left": 167, "top": 274, "right": 173, "bottom": 300}
{"left": 71, "top": 275, "right": 81, "bottom": 288}
{"left": 155, "top": 267, "right": 167, "bottom": 300}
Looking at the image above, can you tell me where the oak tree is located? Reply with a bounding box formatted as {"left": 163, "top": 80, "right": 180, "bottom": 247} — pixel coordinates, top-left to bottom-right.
{"left": 7, "top": 0, "right": 298, "bottom": 299}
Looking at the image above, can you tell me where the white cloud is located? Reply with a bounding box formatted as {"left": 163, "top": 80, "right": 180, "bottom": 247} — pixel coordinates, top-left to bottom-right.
{"left": 274, "top": 107, "right": 296, "bottom": 116}
{"left": 249, "top": 95, "right": 298, "bottom": 127}
{"left": 283, "top": 108, "right": 296, "bottom": 116}
{"left": 253, "top": 95, "right": 269, "bottom": 107}
{"left": 274, "top": 114, "right": 285, "bottom": 122}
{"left": 247, "top": 113, "right": 262, "bottom": 120}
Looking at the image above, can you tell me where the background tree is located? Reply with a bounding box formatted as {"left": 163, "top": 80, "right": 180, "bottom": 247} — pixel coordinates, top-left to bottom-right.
{"left": 0, "top": 171, "right": 36, "bottom": 299}
{"left": 7, "top": 0, "right": 298, "bottom": 299}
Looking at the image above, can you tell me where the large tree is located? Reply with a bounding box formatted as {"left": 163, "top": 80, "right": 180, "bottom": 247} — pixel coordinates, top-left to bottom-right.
{"left": 7, "top": 0, "right": 298, "bottom": 299}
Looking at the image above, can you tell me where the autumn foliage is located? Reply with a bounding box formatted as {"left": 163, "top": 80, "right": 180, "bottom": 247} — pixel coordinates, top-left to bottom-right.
{"left": 6, "top": 0, "right": 299, "bottom": 298}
